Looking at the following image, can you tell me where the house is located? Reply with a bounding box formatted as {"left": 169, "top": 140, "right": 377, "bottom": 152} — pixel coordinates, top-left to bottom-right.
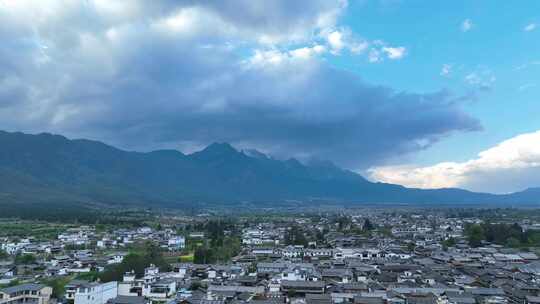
{"left": 526, "top": 296, "right": 540, "bottom": 304}
{"left": 2, "top": 243, "right": 20, "bottom": 255}
{"left": 106, "top": 296, "right": 149, "bottom": 304}
{"left": 143, "top": 279, "right": 176, "bottom": 302}
{"left": 306, "top": 294, "right": 332, "bottom": 304}
{"left": 282, "top": 246, "right": 305, "bottom": 259}
{"left": 108, "top": 253, "right": 128, "bottom": 265}
{"left": 189, "top": 232, "right": 205, "bottom": 239}
{"left": 171, "top": 264, "right": 190, "bottom": 278}
{"left": 45, "top": 245, "right": 63, "bottom": 255}
{"left": 74, "top": 281, "right": 118, "bottom": 304}
{"left": 281, "top": 280, "right": 325, "bottom": 294}
{"left": 118, "top": 266, "right": 176, "bottom": 303}
{"left": 257, "top": 262, "right": 287, "bottom": 274}
{"left": 137, "top": 227, "right": 152, "bottom": 235}
{"left": 404, "top": 292, "right": 438, "bottom": 304}
{"left": 0, "top": 266, "right": 15, "bottom": 278}
{"left": 206, "top": 285, "right": 265, "bottom": 300}
{"left": 65, "top": 280, "right": 90, "bottom": 303}
{"left": 0, "top": 283, "right": 53, "bottom": 304}
{"left": 252, "top": 248, "right": 276, "bottom": 256}
{"left": 280, "top": 263, "right": 320, "bottom": 282}
{"left": 321, "top": 269, "right": 353, "bottom": 283}
{"left": 305, "top": 249, "right": 333, "bottom": 259}
{"left": 167, "top": 236, "right": 186, "bottom": 251}
{"left": 118, "top": 272, "right": 143, "bottom": 297}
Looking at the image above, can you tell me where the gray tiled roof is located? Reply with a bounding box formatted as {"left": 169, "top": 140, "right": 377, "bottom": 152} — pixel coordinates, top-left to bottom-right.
{"left": 0, "top": 283, "right": 46, "bottom": 294}
{"left": 107, "top": 296, "right": 148, "bottom": 304}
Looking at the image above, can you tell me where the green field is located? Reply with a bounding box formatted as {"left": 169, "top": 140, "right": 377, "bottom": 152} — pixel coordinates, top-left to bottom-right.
{"left": 0, "top": 219, "right": 73, "bottom": 239}
{"left": 179, "top": 253, "right": 194, "bottom": 262}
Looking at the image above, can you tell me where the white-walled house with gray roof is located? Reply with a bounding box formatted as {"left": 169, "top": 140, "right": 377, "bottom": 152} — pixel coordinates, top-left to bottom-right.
{"left": 0, "top": 284, "right": 52, "bottom": 304}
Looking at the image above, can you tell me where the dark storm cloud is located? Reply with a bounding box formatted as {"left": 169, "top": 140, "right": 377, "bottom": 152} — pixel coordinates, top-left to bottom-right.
{"left": 0, "top": 0, "right": 480, "bottom": 168}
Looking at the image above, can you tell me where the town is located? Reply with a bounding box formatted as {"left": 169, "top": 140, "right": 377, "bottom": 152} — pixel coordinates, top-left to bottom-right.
{"left": 1, "top": 208, "right": 540, "bottom": 304}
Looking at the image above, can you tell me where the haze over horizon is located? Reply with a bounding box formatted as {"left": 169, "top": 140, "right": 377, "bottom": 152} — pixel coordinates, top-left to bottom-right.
{"left": 1, "top": 1, "right": 539, "bottom": 194}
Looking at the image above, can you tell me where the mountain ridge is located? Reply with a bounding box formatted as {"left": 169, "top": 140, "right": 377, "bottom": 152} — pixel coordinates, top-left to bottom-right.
{"left": 0, "top": 130, "right": 538, "bottom": 207}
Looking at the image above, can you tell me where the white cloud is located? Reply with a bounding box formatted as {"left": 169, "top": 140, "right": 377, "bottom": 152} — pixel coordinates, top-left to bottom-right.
{"left": 464, "top": 68, "right": 496, "bottom": 88}
{"left": 246, "top": 49, "right": 288, "bottom": 67}
{"left": 322, "top": 29, "right": 369, "bottom": 56}
{"left": 327, "top": 30, "right": 345, "bottom": 54}
{"left": 382, "top": 46, "right": 406, "bottom": 60}
{"left": 464, "top": 73, "right": 479, "bottom": 84}
{"left": 350, "top": 41, "right": 369, "bottom": 54}
{"left": 524, "top": 23, "right": 537, "bottom": 32}
{"left": 366, "top": 44, "right": 407, "bottom": 63}
{"left": 369, "top": 130, "right": 540, "bottom": 193}
{"left": 440, "top": 64, "right": 452, "bottom": 76}
{"left": 461, "top": 19, "right": 473, "bottom": 32}
{"left": 368, "top": 49, "right": 381, "bottom": 63}
{"left": 369, "top": 163, "right": 467, "bottom": 189}
{"left": 289, "top": 45, "right": 326, "bottom": 59}
{"left": 245, "top": 44, "right": 327, "bottom": 67}
{"left": 153, "top": 7, "right": 227, "bottom": 37}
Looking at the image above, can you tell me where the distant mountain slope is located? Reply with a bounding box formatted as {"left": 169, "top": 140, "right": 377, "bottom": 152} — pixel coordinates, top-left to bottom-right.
{"left": 0, "top": 130, "right": 537, "bottom": 206}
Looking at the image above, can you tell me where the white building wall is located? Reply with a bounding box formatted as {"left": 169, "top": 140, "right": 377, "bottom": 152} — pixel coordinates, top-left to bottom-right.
{"left": 74, "top": 282, "right": 118, "bottom": 304}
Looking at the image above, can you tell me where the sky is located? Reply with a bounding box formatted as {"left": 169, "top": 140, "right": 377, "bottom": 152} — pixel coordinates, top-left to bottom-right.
{"left": 0, "top": 0, "right": 539, "bottom": 194}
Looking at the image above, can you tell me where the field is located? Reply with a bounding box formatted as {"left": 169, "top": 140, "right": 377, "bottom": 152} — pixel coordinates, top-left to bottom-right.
{"left": 0, "top": 219, "right": 73, "bottom": 240}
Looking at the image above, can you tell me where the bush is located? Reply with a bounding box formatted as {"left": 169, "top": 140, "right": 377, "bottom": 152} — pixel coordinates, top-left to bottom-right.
{"left": 15, "top": 254, "right": 36, "bottom": 265}
{"left": 99, "top": 242, "right": 170, "bottom": 282}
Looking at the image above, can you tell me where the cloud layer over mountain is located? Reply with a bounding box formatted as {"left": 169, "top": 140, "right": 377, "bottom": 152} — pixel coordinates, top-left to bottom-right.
{"left": 0, "top": 0, "right": 480, "bottom": 168}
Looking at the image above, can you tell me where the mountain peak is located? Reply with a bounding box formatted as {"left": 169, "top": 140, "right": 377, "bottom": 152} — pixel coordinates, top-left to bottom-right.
{"left": 243, "top": 148, "right": 269, "bottom": 160}
{"left": 204, "top": 142, "right": 237, "bottom": 153}
{"left": 190, "top": 142, "right": 241, "bottom": 161}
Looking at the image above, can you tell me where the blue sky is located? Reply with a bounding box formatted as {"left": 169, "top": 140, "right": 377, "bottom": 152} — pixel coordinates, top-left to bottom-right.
{"left": 338, "top": 0, "right": 540, "bottom": 165}
{"left": 0, "top": 0, "right": 539, "bottom": 193}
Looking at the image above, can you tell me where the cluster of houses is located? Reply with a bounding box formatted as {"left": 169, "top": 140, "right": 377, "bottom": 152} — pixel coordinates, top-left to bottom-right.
{"left": 1, "top": 211, "right": 540, "bottom": 304}
{"left": 0, "top": 226, "right": 185, "bottom": 284}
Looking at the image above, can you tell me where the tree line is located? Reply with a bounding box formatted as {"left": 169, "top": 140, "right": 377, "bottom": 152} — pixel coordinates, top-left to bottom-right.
{"left": 466, "top": 222, "right": 540, "bottom": 248}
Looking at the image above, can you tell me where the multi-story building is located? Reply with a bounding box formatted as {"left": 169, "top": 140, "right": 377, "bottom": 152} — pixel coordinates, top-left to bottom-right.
{"left": 74, "top": 281, "right": 118, "bottom": 304}
{"left": 0, "top": 284, "right": 52, "bottom": 304}
{"left": 167, "top": 237, "right": 185, "bottom": 251}
{"left": 118, "top": 266, "right": 177, "bottom": 303}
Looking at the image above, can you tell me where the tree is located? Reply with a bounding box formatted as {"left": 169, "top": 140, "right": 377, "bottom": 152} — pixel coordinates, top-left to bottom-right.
{"left": 506, "top": 237, "right": 520, "bottom": 248}
{"left": 467, "top": 224, "right": 485, "bottom": 247}
{"left": 42, "top": 277, "right": 70, "bottom": 299}
{"left": 442, "top": 237, "right": 456, "bottom": 251}
{"left": 76, "top": 271, "right": 100, "bottom": 282}
{"left": 99, "top": 242, "right": 170, "bottom": 282}
{"left": 193, "top": 247, "right": 214, "bottom": 264}
{"left": 284, "top": 226, "right": 308, "bottom": 247}
{"left": 15, "top": 254, "right": 36, "bottom": 265}
{"left": 467, "top": 222, "right": 528, "bottom": 247}
{"left": 363, "top": 219, "right": 375, "bottom": 231}
{"left": 247, "top": 262, "right": 257, "bottom": 274}
{"left": 337, "top": 217, "right": 352, "bottom": 232}
{"left": 189, "top": 281, "right": 202, "bottom": 291}
{"left": 442, "top": 237, "right": 456, "bottom": 248}
{"left": 315, "top": 229, "right": 325, "bottom": 241}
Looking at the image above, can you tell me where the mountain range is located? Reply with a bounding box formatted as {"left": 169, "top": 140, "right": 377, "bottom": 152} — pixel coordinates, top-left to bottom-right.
{"left": 0, "top": 130, "right": 539, "bottom": 208}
